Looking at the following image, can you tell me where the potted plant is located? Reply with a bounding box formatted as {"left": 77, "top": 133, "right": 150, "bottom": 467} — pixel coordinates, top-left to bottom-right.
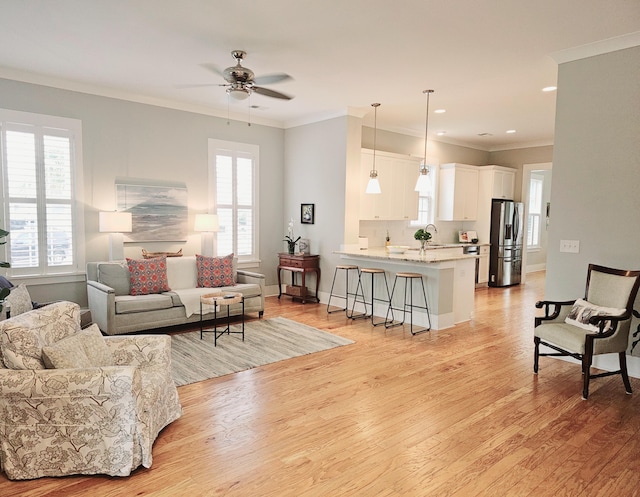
{"left": 414, "top": 227, "right": 432, "bottom": 253}
{"left": 283, "top": 218, "right": 301, "bottom": 255}
{"left": 0, "top": 228, "right": 10, "bottom": 316}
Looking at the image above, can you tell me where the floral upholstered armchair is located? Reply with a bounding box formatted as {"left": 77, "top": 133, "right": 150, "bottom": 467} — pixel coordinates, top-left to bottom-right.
{"left": 0, "top": 301, "right": 182, "bottom": 480}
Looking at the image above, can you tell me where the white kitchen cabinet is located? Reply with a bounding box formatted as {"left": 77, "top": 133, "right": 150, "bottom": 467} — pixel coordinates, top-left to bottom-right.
{"left": 437, "top": 163, "right": 479, "bottom": 221}
{"left": 477, "top": 245, "right": 490, "bottom": 284}
{"left": 360, "top": 150, "right": 420, "bottom": 220}
{"left": 475, "top": 165, "right": 517, "bottom": 243}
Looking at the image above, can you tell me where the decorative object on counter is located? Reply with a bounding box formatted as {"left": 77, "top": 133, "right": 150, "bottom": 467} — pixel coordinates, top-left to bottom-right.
{"left": 414, "top": 227, "right": 433, "bottom": 254}
{"left": 387, "top": 245, "right": 409, "bottom": 254}
{"left": 385, "top": 230, "right": 390, "bottom": 250}
{"left": 141, "top": 248, "right": 183, "bottom": 259}
{"left": 365, "top": 102, "right": 382, "bottom": 194}
{"left": 298, "top": 238, "right": 310, "bottom": 255}
{"left": 458, "top": 230, "right": 478, "bottom": 244}
{"left": 415, "top": 89, "right": 435, "bottom": 193}
{"left": 358, "top": 236, "right": 368, "bottom": 250}
{"left": 301, "top": 203, "right": 315, "bottom": 224}
{"left": 283, "top": 218, "right": 301, "bottom": 254}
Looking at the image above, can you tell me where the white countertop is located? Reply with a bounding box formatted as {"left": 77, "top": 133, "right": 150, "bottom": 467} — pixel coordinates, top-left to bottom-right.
{"left": 336, "top": 246, "right": 480, "bottom": 263}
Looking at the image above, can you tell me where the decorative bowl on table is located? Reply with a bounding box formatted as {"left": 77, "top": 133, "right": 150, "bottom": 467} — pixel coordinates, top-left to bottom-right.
{"left": 387, "top": 245, "right": 410, "bottom": 254}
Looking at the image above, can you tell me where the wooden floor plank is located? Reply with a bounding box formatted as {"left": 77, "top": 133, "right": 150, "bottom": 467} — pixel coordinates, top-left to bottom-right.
{"left": 3, "top": 271, "right": 640, "bottom": 496}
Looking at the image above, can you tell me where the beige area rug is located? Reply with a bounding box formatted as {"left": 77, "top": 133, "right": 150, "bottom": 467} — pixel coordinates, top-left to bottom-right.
{"left": 170, "top": 317, "right": 354, "bottom": 386}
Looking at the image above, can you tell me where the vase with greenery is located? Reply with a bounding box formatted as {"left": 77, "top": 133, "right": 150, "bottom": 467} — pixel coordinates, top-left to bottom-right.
{"left": 0, "top": 228, "right": 10, "bottom": 316}
{"left": 414, "top": 227, "right": 432, "bottom": 254}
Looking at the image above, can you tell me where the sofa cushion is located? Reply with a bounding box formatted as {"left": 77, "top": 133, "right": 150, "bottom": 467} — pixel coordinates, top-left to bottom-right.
{"left": 127, "top": 256, "right": 171, "bottom": 296}
{"left": 0, "top": 301, "right": 82, "bottom": 370}
{"left": 42, "top": 323, "right": 115, "bottom": 369}
{"left": 5, "top": 283, "right": 33, "bottom": 316}
{"left": 166, "top": 256, "right": 198, "bottom": 289}
{"left": 115, "top": 294, "right": 175, "bottom": 314}
{"left": 196, "top": 253, "right": 235, "bottom": 288}
{"left": 97, "top": 261, "right": 131, "bottom": 296}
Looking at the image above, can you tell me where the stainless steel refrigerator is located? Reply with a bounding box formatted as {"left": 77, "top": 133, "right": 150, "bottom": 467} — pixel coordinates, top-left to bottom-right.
{"left": 489, "top": 199, "right": 523, "bottom": 287}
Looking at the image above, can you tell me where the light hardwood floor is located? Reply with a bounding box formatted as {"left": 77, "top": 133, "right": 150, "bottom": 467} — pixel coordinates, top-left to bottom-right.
{"left": 4, "top": 271, "right": 640, "bottom": 496}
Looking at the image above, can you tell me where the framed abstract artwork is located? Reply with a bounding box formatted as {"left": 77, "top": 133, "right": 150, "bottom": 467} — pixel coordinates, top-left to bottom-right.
{"left": 116, "top": 182, "right": 188, "bottom": 242}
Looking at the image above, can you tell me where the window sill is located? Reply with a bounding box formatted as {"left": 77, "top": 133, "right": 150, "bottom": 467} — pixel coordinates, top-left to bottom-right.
{"left": 8, "top": 272, "right": 86, "bottom": 286}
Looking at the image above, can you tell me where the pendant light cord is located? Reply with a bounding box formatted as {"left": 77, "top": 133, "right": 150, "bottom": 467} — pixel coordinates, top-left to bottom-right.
{"left": 372, "top": 103, "right": 380, "bottom": 174}
{"left": 422, "top": 90, "right": 434, "bottom": 171}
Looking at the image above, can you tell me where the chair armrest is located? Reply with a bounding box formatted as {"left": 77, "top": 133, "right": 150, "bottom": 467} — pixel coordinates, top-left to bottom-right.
{"left": 236, "top": 269, "right": 265, "bottom": 286}
{"left": 87, "top": 280, "right": 116, "bottom": 334}
{"left": 105, "top": 334, "right": 172, "bottom": 369}
{"left": 587, "top": 309, "right": 632, "bottom": 336}
{"left": 534, "top": 299, "right": 576, "bottom": 326}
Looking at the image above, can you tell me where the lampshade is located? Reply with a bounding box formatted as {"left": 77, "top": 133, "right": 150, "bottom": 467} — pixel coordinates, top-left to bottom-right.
{"left": 415, "top": 89, "right": 434, "bottom": 192}
{"left": 194, "top": 214, "right": 219, "bottom": 232}
{"left": 415, "top": 165, "right": 432, "bottom": 194}
{"left": 99, "top": 211, "right": 132, "bottom": 233}
{"left": 366, "top": 102, "right": 382, "bottom": 195}
{"left": 228, "top": 88, "right": 251, "bottom": 100}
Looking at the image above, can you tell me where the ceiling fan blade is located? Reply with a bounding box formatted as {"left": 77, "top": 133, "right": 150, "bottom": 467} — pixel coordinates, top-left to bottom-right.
{"left": 200, "top": 63, "right": 224, "bottom": 76}
{"left": 253, "top": 86, "right": 293, "bottom": 100}
{"left": 174, "top": 83, "right": 225, "bottom": 89}
{"left": 253, "top": 73, "right": 292, "bottom": 85}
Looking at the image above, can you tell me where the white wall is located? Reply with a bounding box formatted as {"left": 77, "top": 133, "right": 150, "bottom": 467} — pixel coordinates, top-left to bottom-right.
{"left": 0, "top": 78, "right": 285, "bottom": 305}
{"left": 545, "top": 45, "right": 640, "bottom": 371}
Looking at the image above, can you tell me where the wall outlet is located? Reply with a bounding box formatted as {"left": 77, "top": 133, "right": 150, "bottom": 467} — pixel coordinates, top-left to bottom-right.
{"left": 560, "top": 239, "right": 580, "bottom": 253}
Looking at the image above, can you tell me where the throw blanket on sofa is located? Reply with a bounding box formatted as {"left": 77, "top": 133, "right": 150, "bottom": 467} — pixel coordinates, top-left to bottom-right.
{"left": 171, "top": 288, "right": 219, "bottom": 318}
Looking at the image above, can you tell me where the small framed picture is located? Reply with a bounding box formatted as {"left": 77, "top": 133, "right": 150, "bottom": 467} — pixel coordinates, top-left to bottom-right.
{"left": 299, "top": 238, "right": 310, "bottom": 254}
{"left": 301, "top": 203, "right": 315, "bottom": 224}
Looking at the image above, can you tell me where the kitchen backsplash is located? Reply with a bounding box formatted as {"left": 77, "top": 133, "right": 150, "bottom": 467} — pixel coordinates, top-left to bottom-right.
{"left": 359, "top": 220, "right": 480, "bottom": 247}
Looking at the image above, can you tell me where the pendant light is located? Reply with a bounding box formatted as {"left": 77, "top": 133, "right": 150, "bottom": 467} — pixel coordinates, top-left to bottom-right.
{"left": 366, "top": 103, "right": 382, "bottom": 194}
{"left": 415, "top": 89, "right": 434, "bottom": 192}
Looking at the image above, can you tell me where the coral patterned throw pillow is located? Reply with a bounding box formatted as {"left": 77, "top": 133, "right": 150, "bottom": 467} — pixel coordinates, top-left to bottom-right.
{"left": 196, "top": 253, "right": 235, "bottom": 288}
{"left": 126, "top": 256, "right": 171, "bottom": 295}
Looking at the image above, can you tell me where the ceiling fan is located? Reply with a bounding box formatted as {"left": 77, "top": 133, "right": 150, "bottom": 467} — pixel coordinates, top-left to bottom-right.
{"left": 202, "top": 50, "right": 293, "bottom": 101}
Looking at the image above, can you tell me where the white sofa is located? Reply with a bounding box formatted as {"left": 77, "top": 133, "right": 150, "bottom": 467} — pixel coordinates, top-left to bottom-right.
{"left": 87, "top": 256, "right": 265, "bottom": 335}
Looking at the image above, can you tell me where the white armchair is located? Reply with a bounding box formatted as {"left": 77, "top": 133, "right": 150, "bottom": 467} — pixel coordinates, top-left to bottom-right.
{"left": 0, "top": 301, "right": 182, "bottom": 480}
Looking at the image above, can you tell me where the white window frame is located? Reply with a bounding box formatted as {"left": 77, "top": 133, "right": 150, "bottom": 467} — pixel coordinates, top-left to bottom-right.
{"left": 208, "top": 138, "right": 259, "bottom": 266}
{"left": 527, "top": 177, "right": 543, "bottom": 249}
{"left": 410, "top": 165, "right": 437, "bottom": 227}
{"left": 0, "top": 109, "right": 85, "bottom": 280}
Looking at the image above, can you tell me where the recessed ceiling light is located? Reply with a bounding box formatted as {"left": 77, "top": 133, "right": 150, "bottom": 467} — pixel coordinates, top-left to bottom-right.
{"left": 542, "top": 86, "right": 557, "bottom": 92}
{"left": 506, "top": 129, "right": 516, "bottom": 134}
{"left": 437, "top": 131, "right": 446, "bottom": 136}
{"left": 434, "top": 109, "right": 446, "bottom": 114}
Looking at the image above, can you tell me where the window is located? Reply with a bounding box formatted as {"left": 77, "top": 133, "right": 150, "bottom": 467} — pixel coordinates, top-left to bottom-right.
{"left": 411, "top": 165, "right": 436, "bottom": 227}
{"left": 527, "top": 177, "right": 543, "bottom": 249}
{"left": 208, "top": 139, "right": 259, "bottom": 263}
{"left": 0, "top": 109, "right": 84, "bottom": 277}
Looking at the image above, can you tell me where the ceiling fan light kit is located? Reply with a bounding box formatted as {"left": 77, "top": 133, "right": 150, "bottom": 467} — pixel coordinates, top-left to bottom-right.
{"left": 415, "top": 89, "right": 435, "bottom": 193}
{"left": 366, "top": 103, "right": 382, "bottom": 195}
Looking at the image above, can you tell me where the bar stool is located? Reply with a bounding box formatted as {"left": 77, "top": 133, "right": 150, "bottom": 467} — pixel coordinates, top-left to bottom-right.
{"left": 386, "top": 272, "right": 431, "bottom": 335}
{"left": 351, "top": 267, "right": 395, "bottom": 326}
{"left": 327, "top": 264, "right": 361, "bottom": 317}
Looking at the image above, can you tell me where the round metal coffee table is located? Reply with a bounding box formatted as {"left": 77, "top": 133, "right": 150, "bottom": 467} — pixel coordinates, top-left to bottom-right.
{"left": 199, "top": 291, "right": 245, "bottom": 346}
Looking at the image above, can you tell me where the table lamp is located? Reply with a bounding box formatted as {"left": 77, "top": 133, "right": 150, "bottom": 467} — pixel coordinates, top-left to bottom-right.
{"left": 194, "top": 214, "right": 219, "bottom": 257}
{"left": 99, "top": 211, "right": 132, "bottom": 261}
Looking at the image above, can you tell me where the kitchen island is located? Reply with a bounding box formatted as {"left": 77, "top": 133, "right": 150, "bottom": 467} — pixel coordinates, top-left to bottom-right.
{"left": 335, "top": 245, "right": 479, "bottom": 330}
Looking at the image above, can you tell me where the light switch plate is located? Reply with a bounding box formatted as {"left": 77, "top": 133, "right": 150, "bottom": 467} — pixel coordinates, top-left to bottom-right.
{"left": 560, "top": 239, "right": 580, "bottom": 253}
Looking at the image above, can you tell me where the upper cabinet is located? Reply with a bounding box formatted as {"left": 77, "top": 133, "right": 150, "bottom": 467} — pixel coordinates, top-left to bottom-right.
{"left": 438, "top": 163, "right": 479, "bottom": 221}
{"left": 475, "top": 165, "right": 517, "bottom": 243}
{"left": 360, "top": 150, "right": 420, "bottom": 221}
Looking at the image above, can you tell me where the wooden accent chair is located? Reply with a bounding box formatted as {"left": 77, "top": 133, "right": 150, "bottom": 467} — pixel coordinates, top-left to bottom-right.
{"left": 534, "top": 264, "right": 640, "bottom": 399}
